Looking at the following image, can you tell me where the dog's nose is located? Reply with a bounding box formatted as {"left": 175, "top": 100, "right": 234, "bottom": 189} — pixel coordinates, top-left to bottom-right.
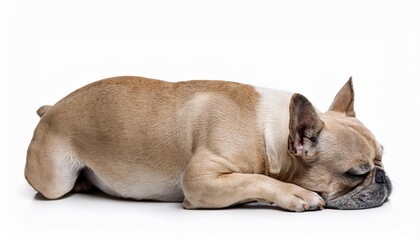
{"left": 375, "top": 169, "right": 386, "bottom": 184}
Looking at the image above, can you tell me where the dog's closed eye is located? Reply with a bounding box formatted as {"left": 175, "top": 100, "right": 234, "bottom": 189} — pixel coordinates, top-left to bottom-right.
{"left": 344, "top": 170, "right": 370, "bottom": 179}
{"left": 344, "top": 163, "right": 372, "bottom": 180}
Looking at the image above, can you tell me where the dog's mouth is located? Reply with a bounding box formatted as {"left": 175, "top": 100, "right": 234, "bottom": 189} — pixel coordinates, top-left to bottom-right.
{"left": 324, "top": 168, "right": 392, "bottom": 210}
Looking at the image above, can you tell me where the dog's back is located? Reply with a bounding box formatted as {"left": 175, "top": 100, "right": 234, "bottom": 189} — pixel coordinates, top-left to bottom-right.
{"left": 25, "top": 76, "right": 264, "bottom": 200}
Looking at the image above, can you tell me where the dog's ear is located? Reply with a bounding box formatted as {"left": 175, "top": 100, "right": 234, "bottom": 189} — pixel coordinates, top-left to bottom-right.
{"left": 288, "top": 94, "right": 324, "bottom": 160}
{"left": 328, "top": 77, "right": 356, "bottom": 117}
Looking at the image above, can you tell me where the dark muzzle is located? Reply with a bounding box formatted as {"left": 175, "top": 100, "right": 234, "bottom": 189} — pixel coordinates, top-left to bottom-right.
{"left": 325, "top": 168, "right": 392, "bottom": 210}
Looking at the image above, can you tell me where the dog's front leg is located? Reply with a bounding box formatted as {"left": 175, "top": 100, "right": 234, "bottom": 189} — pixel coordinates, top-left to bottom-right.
{"left": 181, "top": 149, "right": 324, "bottom": 212}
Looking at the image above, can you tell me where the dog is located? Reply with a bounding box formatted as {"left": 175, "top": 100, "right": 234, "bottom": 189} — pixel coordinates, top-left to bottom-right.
{"left": 25, "top": 76, "right": 392, "bottom": 211}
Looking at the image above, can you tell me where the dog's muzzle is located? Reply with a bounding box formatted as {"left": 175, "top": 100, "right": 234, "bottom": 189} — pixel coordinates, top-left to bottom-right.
{"left": 325, "top": 167, "right": 392, "bottom": 210}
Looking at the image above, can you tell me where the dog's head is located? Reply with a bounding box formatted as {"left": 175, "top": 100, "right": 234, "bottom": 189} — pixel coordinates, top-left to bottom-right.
{"left": 288, "top": 78, "right": 392, "bottom": 209}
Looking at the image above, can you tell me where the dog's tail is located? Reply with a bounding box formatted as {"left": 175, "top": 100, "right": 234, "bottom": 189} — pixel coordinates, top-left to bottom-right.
{"left": 36, "top": 105, "right": 52, "bottom": 117}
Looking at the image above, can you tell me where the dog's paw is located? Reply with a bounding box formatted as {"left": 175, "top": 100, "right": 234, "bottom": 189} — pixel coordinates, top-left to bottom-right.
{"left": 277, "top": 184, "right": 325, "bottom": 212}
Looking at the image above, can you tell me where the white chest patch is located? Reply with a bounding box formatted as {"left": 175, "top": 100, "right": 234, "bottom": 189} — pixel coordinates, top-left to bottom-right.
{"left": 254, "top": 87, "right": 293, "bottom": 177}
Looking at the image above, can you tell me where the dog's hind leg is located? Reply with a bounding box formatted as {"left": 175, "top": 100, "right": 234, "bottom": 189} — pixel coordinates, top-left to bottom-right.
{"left": 25, "top": 125, "right": 84, "bottom": 199}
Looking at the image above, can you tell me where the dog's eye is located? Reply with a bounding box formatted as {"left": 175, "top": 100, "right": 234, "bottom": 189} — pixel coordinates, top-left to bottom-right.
{"left": 345, "top": 170, "right": 369, "bottom": 179}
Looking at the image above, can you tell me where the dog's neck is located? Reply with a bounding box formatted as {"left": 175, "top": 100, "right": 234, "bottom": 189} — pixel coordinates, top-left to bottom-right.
{"left": 256, "top": 87, "right": 306, "bottom": 183}
{"left": 263, "top": 130, "right": 305, "bottom": 184}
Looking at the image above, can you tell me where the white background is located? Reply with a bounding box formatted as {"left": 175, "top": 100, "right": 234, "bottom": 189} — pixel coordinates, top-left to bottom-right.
{"left": 1, "top": 0, "right": 419, "bottom": 239}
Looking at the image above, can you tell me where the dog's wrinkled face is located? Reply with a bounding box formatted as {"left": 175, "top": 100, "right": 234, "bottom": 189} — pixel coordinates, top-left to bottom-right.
{"left": 288, "top": 78, "right": 392, "bottom": 209}
{"left": 302, "top": 114, "right": 392, "bottom": 209}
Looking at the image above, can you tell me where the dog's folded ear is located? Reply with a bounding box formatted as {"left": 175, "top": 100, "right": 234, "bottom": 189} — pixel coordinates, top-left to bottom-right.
{"left": 288, "top": 94, "right": 324, "bottom": 160}
{"left": 328, "top": 77, "right": 356, "bottom": 117}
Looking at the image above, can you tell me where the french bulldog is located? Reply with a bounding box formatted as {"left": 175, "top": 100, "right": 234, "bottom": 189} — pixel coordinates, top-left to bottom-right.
{"left": 25, "top": 76, "right": 392, "bottom": 211}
